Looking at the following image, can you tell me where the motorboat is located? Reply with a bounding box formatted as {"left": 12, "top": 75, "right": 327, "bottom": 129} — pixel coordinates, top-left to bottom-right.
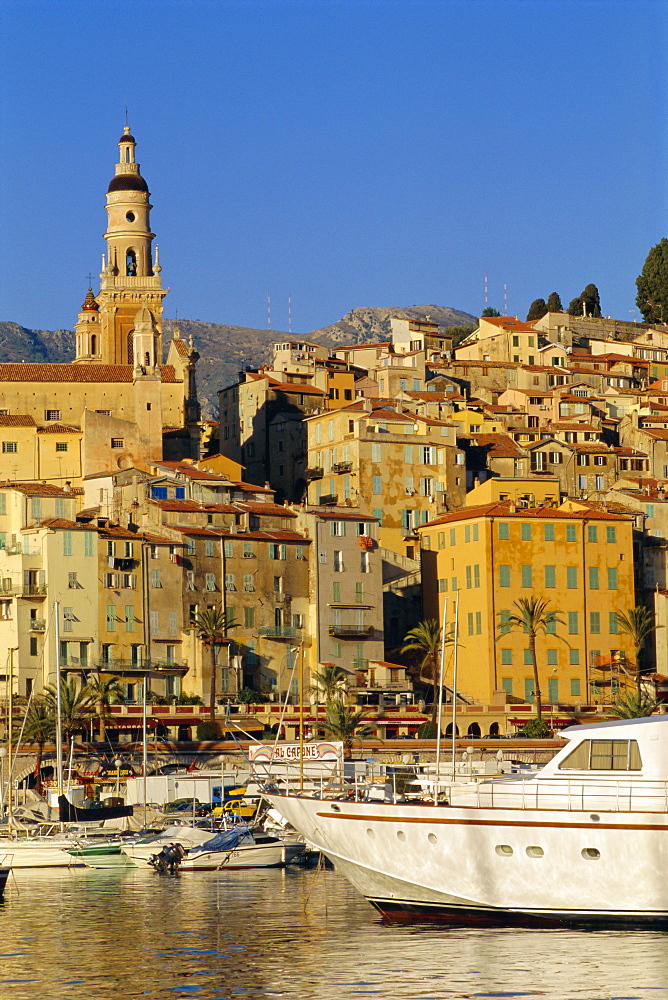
{"left": 150, "top": 825, "right": 306, "bottom": 872}
{"left": 266, "top": 716, "right": 668, "bottom": 927}
{"left": 0, "top": 833, "right": 87, "bottom": 869}
{"left": 120, "top": 824, "right": 217, "bottom": 868}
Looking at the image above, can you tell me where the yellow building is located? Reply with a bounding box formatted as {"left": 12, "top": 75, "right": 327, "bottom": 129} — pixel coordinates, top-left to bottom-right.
{"left": 418, "top": 503, "right": 637, "bottom": 708}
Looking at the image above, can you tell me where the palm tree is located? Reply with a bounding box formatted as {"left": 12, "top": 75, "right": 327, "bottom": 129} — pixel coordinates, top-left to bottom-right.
{"left": 84, "top": 675, "right": 125, "bottom": 742}
{"left": 322, "top": 698, "right": 373, "bottom": 758}
{"left": 191, "top": 607, "right": 238, "bottom": 720}
{"left": 612, "top": 689, "right": 659, "bottom": 719}
{"left": 613, "top": 607, "right": 661, "bottom": 693}
{"left": 44, "top": 676, "right": 96, "bottom": 750}
{"left": 22, "top": 698, "right": 55, "bottom": 795}
{"left": 401, "top": 619, "right": 450, "bottom": 726}
{"left": 310, "top": 664, "right": 348, "bottom": 703}
{"left": 499, "top": 598, "right": 565, "bottom": 722}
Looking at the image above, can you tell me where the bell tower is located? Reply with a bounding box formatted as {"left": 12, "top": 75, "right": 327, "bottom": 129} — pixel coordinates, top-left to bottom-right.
{"left": 76, "top": 126, "right": 167, "bottom": 365}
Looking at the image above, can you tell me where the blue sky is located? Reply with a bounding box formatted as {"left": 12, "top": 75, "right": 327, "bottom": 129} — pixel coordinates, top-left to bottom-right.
{"left": 0, "top": 0, "right": 665, "bottom": 335}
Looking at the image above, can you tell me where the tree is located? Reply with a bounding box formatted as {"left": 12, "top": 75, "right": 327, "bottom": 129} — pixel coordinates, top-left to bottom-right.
{"left": 636, "top": 238, "right": 668, "bottom": 324}
{"left": 84, "top": 675, "right": 125, "bottom": 742}
{"left": 401, "top": 619, "right": 452, "bottom": 727}
{"left": 322, "top": 698, "right": 373, "bottom": 758}
{"left": 612, "top": 689, "right": 659, "bottom": 719}
{"left": 191, "top": 607, "right": 238, "bottom": 720}
{"left": 498, "top": 599, "right": 565, "bottom": 722}
{"left": 22, "top": 698, "right": 55, "bottom": 794}
{"left": 612, "top": 607, "right": 661, "bottom": 692}
{"left": 568, "top": 283, "right": 602, "bottom": 317}
{"left": 546, "top": 291, "right": 563, "bottom": 312}
{"left": 310, "top": 664, "right": 348, "bottom": 702}
{"left": 526, "top": 298, "right": 547, "bottom": 321}
{"left": 481, "top": 307, "right": 501, "bottom": 317}
{"left": 44, "top": 676, "right": 96, "bottom": 750}
{"left": 443, "top": 324, "right": 476, "bottom": 349}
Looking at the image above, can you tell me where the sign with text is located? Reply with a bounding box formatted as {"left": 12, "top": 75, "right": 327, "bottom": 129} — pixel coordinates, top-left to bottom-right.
{"left": 248, "top": 741, "right": 343, "bottom": 765}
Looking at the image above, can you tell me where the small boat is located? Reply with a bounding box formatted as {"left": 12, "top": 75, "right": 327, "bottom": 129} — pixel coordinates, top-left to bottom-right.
{"left": 0, "top": 834, "right": 87, "bottom": 869}
{"left": 267, "top": 716, "right": 668, "bottom": 927}
{"left": 66, "top": 838, "right": 134, "bottom": 869}
{"left": 120, "top": 824, "right": 216, "bottom": 868}
{"left": 152, "top": 825, "right": 306, "bottom": 872}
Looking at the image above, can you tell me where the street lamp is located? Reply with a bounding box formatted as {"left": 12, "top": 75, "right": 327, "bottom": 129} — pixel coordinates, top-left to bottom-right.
{"left": 114, "top": 756, "right": 122, "bottom": 801}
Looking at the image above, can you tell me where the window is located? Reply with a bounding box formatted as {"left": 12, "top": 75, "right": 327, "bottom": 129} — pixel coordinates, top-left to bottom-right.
{"left": 56, "top": 442, "right": 68, "bottom": 452}
{"left": 330, "top": 521, "right": 346, "bottom": 537}
{"left": 544, "top": 524, "right": 555, "bottom": 541}
{"left": 30, "top": 636, "right": 38, "bottom": 656}
{"left": 333, "top": 551, "right": 344, "bottom": 572}
{"left": 332, "top": 581, "right": 341, "bottom": 603}
{"left": 570, "top": 678, "right": 581, "bottom": 697}
{"left": 568, "top": 611, "right": 579, "bottom": 634}
{"left": 151, "top": 569, "right": 161, "bottom": 588}
{"left": 547, "top": 649, "right": 558, "bottom": 666}
{"left": 501, "top": 649, "right": 512, "bottom": 665}
{"left": 125, "top": 606, "right": 134, "bottom": 632}
{"left": 404, "top": 445, "right": 414, "bottom": 463}
{"left": 544, "top": 566, "right": 556, "bottom": 588}
{"left": 569, "top": 648, "right": 580, "bottom": 665}
{"left": 474, "top": 564, "right": 480, "bottom": 588}
{"left": 467, "top": 612, "right": 474, "bottom": 636}
{"left": 498, "top": 522, "right": 509, "bottom": 540}
{"left": 244, "top": 606, "right": 255, "bottom": 628}
{"left": 372, "top": 443, "right": 381, "bottom": 462}
{"left": 422, "top": 446, "right": 434, "bottom": 464}
{"left": 273, "top": 576, "right": 283, "bottom": 594}
{"left": 243, "top": 574, "right": 254, "bottom": 592}
{"left": 499, "top": 565, "right": 511, "bottom": 587}
{"left": 609, "top": 612, "right": 619, "bottom": 634}
{"left": 465, "top": 566, "right": 472, "bottom": 589}
{"left": 606, "top": 526, "right": 616, "bottom": 544}
{"left": 607, "top": 567, "right": 618, "bottom": 590}
{"left": 63, "top": 531, "right": 73, "bottom": 557}
{"left": 548, "top": 677, "right": 559, "bottom": 702}
{"left": 45, "top": 409, "right": 61, "bottom": 421}
{"left": 188, "top": 539, "right": 197, "bottom": 556}
{"left": 295, "top": 544, "right": 304, "bottom": 560}
{"left": 206, "top": 573, "right": 218, "bottom": 591}
{"left": 372, "top": 476, "right": 382, "bottom": 495}
{"left": 2, "top": 442, "right": 17, "bottom": 453}
{"left": 501, "top": 677, "right": 513, "bottom": 695}
{"left": 68, "top": 572, "right": 78, "bottom": 589}
{"left": 150, "top": 611, "right": 159, "bottom": 637}
{"left": 111, "top": 438, "right": 124, "bottom": 449}
{"left": 587, "top": 525, "right": 598, "bottom": 543}
{"left": 360, "top": 551, "right": 370, "bottom": 573}
{"left": 169, "top": 612, "right": 178, "bottom": 638}
{"left": 105, "top": 605, "right": 115, "bottom": 632}
{"left": 205, "top": 540, "right": 215, "bottom": 557}
{"left": 559, "top": 739, "right": 641, "bottom": 771}
{"left": 475, "top": 611, "right": 482, "bottom": 634}
{"left": 499, "top": 610, "right": 510, "bottom": 634}
{"left": 589, "top": 567, "right": 599, "bottom": 590}
{"left": 521, "top": 565, "right": 532, "bottom": 587}
{"left": 521, "top": 523, "right": 531, "bottom": 541}
{"left": 524, "top": 678, "right": 535, "bottom": 702}
{"left": 566, "top": 566, "right": 578, "bottom": 589}
{"left": 566, "top": 524, "right": 576, "bottom": 542}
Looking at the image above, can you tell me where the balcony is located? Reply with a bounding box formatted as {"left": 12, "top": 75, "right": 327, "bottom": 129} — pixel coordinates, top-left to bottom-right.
{"left": 306, "top": 467, "right": 324, "bottom": 480}
{"left": 29, "top": 618, "right": 46, "bottom": 631}
{"left": 332, "top": 461, "right": 352, "bottom": 474}
{"left": 259, "top": 626, "right": 306, "bottom": 642}
{"left": 91, "top": 658, "right": 188, "bottom": 676}
{"left": 318, "top": 493, "right": 338, "bottom": 505}
{"left": 328, "top": 624, "right": 374, "bottom": 638}
{"left": 352, "top": 657, "right": 369, "bottom": 671}
{"left": 20, "top": 584, "right": 47, "bottom": 598}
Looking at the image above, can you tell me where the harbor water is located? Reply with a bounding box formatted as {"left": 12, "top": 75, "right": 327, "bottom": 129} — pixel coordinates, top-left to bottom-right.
{"left": 1, "top": 865, "right": 665, "bottom": 1000}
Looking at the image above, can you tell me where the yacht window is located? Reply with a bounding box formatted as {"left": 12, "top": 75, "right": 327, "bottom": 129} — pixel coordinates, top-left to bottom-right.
{"left": 581, "top": 848, "right": 601, "bottom": 860}
{"left": 427, "top": 833, "right": 437, "bottom": 844}
{"left": 495, "top": 845, "right": 513, "bottom": 856}
{"left": 526, "top": 846, "right": 544, "bottom": 858}
{"left": 558, "top": 739, "right": 642, "bottom": 771}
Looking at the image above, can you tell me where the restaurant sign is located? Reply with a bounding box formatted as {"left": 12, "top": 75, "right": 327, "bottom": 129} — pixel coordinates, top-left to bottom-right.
{"left": 248, "top": 741, "right": 343, "bottom": 764}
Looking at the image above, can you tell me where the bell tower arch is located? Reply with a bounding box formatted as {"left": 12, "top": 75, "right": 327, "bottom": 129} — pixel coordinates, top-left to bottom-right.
{"left": 76, "top": 126, "right": 168, "bottom": 366}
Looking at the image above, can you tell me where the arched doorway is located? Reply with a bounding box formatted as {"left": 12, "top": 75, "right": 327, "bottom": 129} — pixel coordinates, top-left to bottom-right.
{"left": 445, "top": 723, "right": 460, "bottom": 737}
{"left": 488, "top": 722, "right": 500, "bottom": 737}
{"left": 467, "top": 722, "right": 481, "bottom": 738}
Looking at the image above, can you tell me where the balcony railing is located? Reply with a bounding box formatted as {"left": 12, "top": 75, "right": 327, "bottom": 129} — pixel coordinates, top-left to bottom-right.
{"left": 90, "top": 658, "right": 188, "bottom": 675}
{"left": 332, "top": 461, "right": 352, "bottom": 474}
{"left": 29, "top": 618, "right": 46, "bottom": 631}
{"left": 352, "top": 657, "right": 369, "bottom": 670}
{"left": 306, "top": 467, "right": 324, "bottom": 480}
{"left": 319, "top": 494, "right": 338, "bottom": 505}
{"left": 328, "top": 624, "right": 374, "bottom": 638}
{"left": 21, "top": 585, "right": 47, "bottom": 597}
{"left": 259, "top": 626, "right": 305, "bottom": 641}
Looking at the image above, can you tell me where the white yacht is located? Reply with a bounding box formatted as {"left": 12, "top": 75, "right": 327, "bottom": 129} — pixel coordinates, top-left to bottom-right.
{"left": 267, "top": 716, "right": 668, "bottom": 927}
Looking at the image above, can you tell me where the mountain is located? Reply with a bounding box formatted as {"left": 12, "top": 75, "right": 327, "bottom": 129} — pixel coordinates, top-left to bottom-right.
{"left": 0, "top": 304, "right": 476, "bottom": 418}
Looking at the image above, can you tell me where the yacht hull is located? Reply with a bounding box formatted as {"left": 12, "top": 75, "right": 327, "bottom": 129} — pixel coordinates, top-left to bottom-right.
{"left": 267, "top": 794, "right": 668, "bottom": 928}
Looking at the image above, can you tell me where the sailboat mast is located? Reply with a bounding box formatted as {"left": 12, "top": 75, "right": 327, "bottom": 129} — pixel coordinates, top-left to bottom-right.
{"left": 451, "top": 590, "right": 460, "bottom": 780}
{"left": 54, "top": 600, "right": 64, "bottom": 802}
{"left": 434, "top": 597, "right": 448, "bottom": 804}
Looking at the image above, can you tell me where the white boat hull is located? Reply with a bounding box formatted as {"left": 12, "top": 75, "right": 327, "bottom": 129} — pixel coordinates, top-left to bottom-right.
{"left": 179, "top": 840, "right": 304, "bottom": 871}
{"left": 267, "top": 794, "right": 668, "bottom": 927}
{"left": 0, "top": 839, "right": 86, "bottom": 869}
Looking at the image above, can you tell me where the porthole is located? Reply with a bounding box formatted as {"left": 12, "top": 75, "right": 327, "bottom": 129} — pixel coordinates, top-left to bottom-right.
{"left": 590, "top": 814, "right": 600, "bottom": 822}
{"left": 126, "top": 211, "right": 135, "bottom": 223}
{"left": 366, "top": 828, "right": 375, "bottom": 839}
{"left": 397, "top": 830, "right": 406, "bottom": 842}
{"left": 428, "top": 833, "right": 437, "bottom": 845}
{"left": 582, "top": 847, "right": 600, "bottom": 860}
{"left": 495, "top": 844, "right": 513, "bottom": 856}
{"left": 526, "top": 846, "right": 544, "bottom": 858}
{"left": 330, "top": 803, "right": 340, "bottom": 812}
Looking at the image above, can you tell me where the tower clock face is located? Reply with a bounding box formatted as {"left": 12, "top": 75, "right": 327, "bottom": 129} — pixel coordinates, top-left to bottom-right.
{"left": 126, "top": 211, "right": 135, "bottom": 223}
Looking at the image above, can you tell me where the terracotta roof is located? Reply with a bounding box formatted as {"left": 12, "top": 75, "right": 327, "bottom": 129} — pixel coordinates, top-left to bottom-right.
{"left": 613, "top": 447, "right": 649, "bottom": 456}
{"left": 467, "top": 433, "right": 525, "bottom": 458}
{"left": 306, "top": 508, "right": 378, "bottom": 522}
{"left": 37, "top": 517, "right": 83, "bottom": 529}
{"left": 151, "top": 499, "right": 205, "bottom": 512}
{"left": 37, "top": 423, "right": 81, "bottom": 434}
{"left": 333, "top": 342, "right": 391, "bottom": 352}
{"left": 274, "top": 382, "right": 325, "bottom": 396}
{"left": 420, "top": 501, "right": 633, "bottom": 529}
{"left": 479, "top": 317, "right": 537, "bottom": 331}
{"left": 171, "top": 339, "right": 190, "bottom": 357}
{"left": 0, "top": 415, "right": 35, "bottom": 426}
{"left": 221, "top": 530, "right": 307, "bottom": 541}
{"left": 234, "top": 502, "right": 297, "bottom": 517}
{"left": 0, "top": 482, "right": 83, "bottom": 496}
{"left": 0, "top": 363, "right": 178, "bottom": 383}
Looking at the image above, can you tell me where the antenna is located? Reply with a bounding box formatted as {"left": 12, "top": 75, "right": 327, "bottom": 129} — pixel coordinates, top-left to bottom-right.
{"left": 125, "top": 104, "right": 129, "bottom": 127}
{"left": 288, "top": 294, "right": 292, "bottom": 335}
{"left": 484, "top": 272, "right": 488, "bottom": 311}
{"left": 503, "top": 283, "right": 508, "bottom": 315}
{"left": 86, "top": 272, "right": 94, "bottom": 289}
{"left": 267, "top": 293, "right": 271, "bottom": 331}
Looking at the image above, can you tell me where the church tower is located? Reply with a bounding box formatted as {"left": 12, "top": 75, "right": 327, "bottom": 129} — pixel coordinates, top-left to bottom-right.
{"left": 75, "top": 126, "right": 167, "bottom": 366}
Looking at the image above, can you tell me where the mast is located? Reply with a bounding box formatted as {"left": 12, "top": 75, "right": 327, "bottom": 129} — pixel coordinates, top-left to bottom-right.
{"left": 54, "top": 601, "right": 64, "bottom": 815}
{"left": 434, "top": 597, "right": 448, "bottom": 803}
{"left": 450, "top": 591, "right": 460, "bottom": 780}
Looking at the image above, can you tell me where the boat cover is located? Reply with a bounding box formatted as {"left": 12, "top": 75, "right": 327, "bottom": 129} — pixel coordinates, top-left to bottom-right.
{"left": 189, "top": 826, "right": 252, "bottom": 854}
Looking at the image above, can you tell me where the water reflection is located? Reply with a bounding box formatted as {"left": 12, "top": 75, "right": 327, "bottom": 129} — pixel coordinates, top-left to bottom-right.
{"left": 1, "top": 867, "right": 665, "bottom": 1000}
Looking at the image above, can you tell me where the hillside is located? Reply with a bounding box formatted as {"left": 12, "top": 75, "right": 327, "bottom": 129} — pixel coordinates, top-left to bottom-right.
{"left": 0, "top": 304, "right": 476, "bottom": 417}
